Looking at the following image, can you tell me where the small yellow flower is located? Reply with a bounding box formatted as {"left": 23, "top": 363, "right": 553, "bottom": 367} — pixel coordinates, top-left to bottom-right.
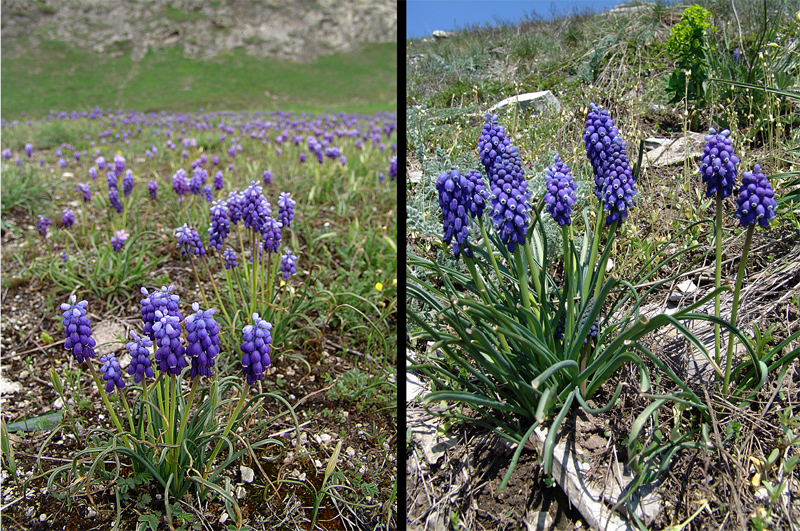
{"left": 375, "top": 282, "right": 383, "bottom": 292}
{"left": 280, "top": 280, "right": 286, "bottom": 287}
{"left": 392, "top": 278, "right": 397, "bottom": 285}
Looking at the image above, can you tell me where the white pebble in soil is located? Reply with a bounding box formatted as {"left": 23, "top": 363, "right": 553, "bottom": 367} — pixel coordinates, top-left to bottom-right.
{"left": 240, "top": 465, "right": 254, "bottom": 484}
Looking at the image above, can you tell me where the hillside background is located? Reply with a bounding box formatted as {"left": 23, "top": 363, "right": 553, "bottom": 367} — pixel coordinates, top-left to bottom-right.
{"left": 1, "top": 0, "right": 397, "bottom": 115}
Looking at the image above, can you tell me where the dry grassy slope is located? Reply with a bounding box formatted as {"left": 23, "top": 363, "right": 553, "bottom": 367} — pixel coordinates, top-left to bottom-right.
{"left": 1, "top": 0, "right": 397, "bottom": 61}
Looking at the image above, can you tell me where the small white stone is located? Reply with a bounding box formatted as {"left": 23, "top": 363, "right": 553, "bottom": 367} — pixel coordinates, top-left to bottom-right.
{"left": 297, "top": 472, "right": 307, "bottom": 481}
{"left": 86, "top": 506, "right": 97, "bottom": 518}
{"left": 236, "top": 486, "right": 246, "bottom": 500}
{"left": 314, "top": 459, "right": 323, "bottom": 469}
{"left": 39, "top": 514, "right": 47, "bottom": 522}
{"left": 240, "top": 465, "right": 254, "bottom": 483}
{"left": 320, "top": 433, "right": 332, "bottom": 443}
{"left": 53, "top": 397, "right": 65, "bottom": 409}
{"left": 219, "top": 512, "right": 228, "bottom": 524}
{"left": 346, "top": 447, "right": 356, "bottom": 457}
{"left": 19, "top": 370, "right": 29, "bottom": 379}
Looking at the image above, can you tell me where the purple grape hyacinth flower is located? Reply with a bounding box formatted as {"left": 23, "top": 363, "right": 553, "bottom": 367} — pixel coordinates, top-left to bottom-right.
{"left": 208, "top": 200, "right": 230, "bottom": 251}
{"left": 281, "top": 250, "right": 297, "bottom": 279}
{"left": 37, "top": 215, "right": 52, "bottom": 237}
{"left": 184, "top": 302, "right": 220, "bottom": 379}
{"left": 77, "top": 183, "right": 92, "bottom": 203}
{"left": 25, "top": 143, "right": 33, "bottom": 157}
{"left": 100, "top": 354, "right": 126, "bottom": 392}
{"left": 148, "top": 180, "right": 158, "bottom": 200}
{"left": 227, "top": 190, "right": 244, "bottom": 225}
{"left": 113, "top": 153, "right": 125, "bottom": 176}
{"left": 109, "top": 187, "right": 123, "bottom": 214}
{"left": 62, "top": 208, "right": 75, "bottom": 228}
{"left": 111, "top": 229, "right": 130, "bottom": 253}
{"left": 140, "top": 285, "right": 182, "bottom": 342}
{"left": 242, "top": 181, "right": 269, "bottom": 232}
{"left": 262, "top": 170, "right": 272, "bottom": 186}
{"left": 204, "top": 184, "right": 213, "bottom": 202}
{"left": 463, "top": 169, "right": 488, "bottom": 220}
{"left": 544, "top": 154, "right": 578, "bottom": 227}
{"left": 60, "top": 295, "right": 96, "bottom": 363}
{"left": 388, "top": 156, "right": 397, "bottom": 181}
{"left": 436, "top": 168, "right": 474, "bottom": 259}
{"left": 189, "top": 167, "right": 207, "bottom": 195}
{"left": 262, "top": 218, "right": 282, "bottom": 253}
{"left": 175, "top": 224, "right": 206, "bottom": 257}
{"left": 172, "top": 168, "right": 189, "bottom": 196}
{"left": 241, "top": 313, "right": 273, "bottom": 385}
{"left": 583, "top": 103, "right": 637, "bottom": 226}
{"left": 700, "top": 128, "right": 740, "bottom": 199}
{"left": 96, "top": 156, "right": 106, "bottom": 170}
{"left": 213, "top": 170, "right": 224, "bottom": 190}
{"left": 152, "top": 310, "right": 187, "bottom": 376}
{"left": 123, "top": 169, "right": 134, "bottom": 197}
{"left": 126, "top": 331, "right": 154, "bottom": 384}
{"left": 477, "top": 114, "right": 531, "bottom": 251}
{"left": 735, "top": 164, "right": 777, "bottom": 229}
{"left": 89, "top": 167, "right": 98, "bottom": 181}
{"left": 2, "top": 149, "right": 10, "bottom": 159}
{"left": 223, "top": 248, "right": 237, "bottom": 270}
{"left": 278, "top": 192, "right": 295, "bottom": 228}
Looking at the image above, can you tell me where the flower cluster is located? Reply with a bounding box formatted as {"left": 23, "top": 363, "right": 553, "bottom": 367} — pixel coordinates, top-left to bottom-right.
{"left": 463, "top": 169, "right": 488, "bottom": 219}
{"left": 148, "top": 180, "right": 158, "bottom": 200}
{"left": 62, "top": 208, "right": 75, "bottom": 228}
{"left": 109, "top": 188, "right": 124, "bottom": 214}
{"left": 699, "top": 128, "right": 739, "bottom": 199}
{"left": 76, "top": 183, "right": 92, "bottom": 203}
{"left": 184, "top": 302, "right": 220, "bottom": 378}
{"left": 278, "top": 192, "right": 295, "bottom": 228}
{"left": 175, "top": 224, "right": 206, "bottom": 257}
{"left": 126, "top": 331, "right": 154, "bottom": 383}
{"left": 111, "top": 229, "right": 130, "bottom": 253}
{"left": 735, "top": 164, "right": 776, "bottom": 228}
{"left": 281, "top": 250, "right": 298, "bottom": 279}
{"left": 60, "top": 295, "right": 96, "bottom": 363}
{"left": 262, "top": 218, "right": 282, "bottom": 253}
{"left": 37, "top": 215, "right": 52, "bottom": 237}
{"left": 543, "top": 154, "right": 578, "bottom": 227}
{"left": 262, "top": 170, "right": 273, "bottom": 186}
{"left": 100, "top": 354, "right": 125, "bottom": 392}
{"left": 241, "top": 313, "right": 273, "bottom": 385}
{"left": 140, "top": 285, "right": 183, "bottom": 341}
{"left": 580, "top": 297, "right": 600, "bottom": 344}
{"left": 223, "top": 248, "right": 237, "bottom": 269}
{"left": 152, "top": 311, "right": 187, "bottom": 376}
{"left": 436, "top": 168, "right": 474, "bottom": 259}
{"left": 208, "top": 201, "right": 230, "bottom": 251}
{"left": 477, "top": 114, "right": 531, "bottom": 252}
{"left": 172, "top": 169, "right": 189, "bottom": 196}
{"left": 123, "top": 169, "right": 134, "bottom": 197}
{"left": 583, "top": 103, "right": 636, "bottom": 226}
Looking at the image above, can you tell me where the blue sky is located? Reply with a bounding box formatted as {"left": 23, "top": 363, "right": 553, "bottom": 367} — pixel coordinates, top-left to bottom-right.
{"left": 407, "top": 0, "right": 628, "bottom": 39}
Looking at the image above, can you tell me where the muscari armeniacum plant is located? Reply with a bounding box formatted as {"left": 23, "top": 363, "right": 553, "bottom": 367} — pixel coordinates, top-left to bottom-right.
{"left": 50, "top": 290, "right": 300, "bottom": 529}
{"left": 408, "top": 108, "right": 734, "bottom": 491}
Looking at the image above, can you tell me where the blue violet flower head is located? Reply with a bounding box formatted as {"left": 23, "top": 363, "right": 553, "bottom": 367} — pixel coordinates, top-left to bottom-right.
{"left": 100, "top": 354, "right": 126, "bottom": 393}
{"left": 544, "top": 154, "right": 578, "bottom": 227}
{"left": 184, "top": 302, "right": 220, "bottom": 379}
{"left": 37, "top": 215, "right": 52, "bottom": 237}
{"left": 175, "top": 224, "right": 206, "bottom": 257}
{"left": 126, "top": 331, "right": 154, "bottom": 384}
{"left": 60, "top": 295, "right": 96, "bottom": 363}
{"left": 735, "top": 164, "right": 777, "bottom": 228}
{"left": 241, "top": 313, "right": 273, "bottom": 385}
{"left": 436, "top": 168, "right": 474, "bottom": 260}
{"left": 152, "top": 310, "right": 187, "bottom": 376}
{"left": 281, "top": 250, "right": 298, "bottom": 279}
{"left": 223, "top": 248, "right": 237, "bottom": 270}
{"left": 278, "top": 192, "right": 295, "bottom": 228}
{"left": 700, "top": 128, "right": 740, "bottom": 199}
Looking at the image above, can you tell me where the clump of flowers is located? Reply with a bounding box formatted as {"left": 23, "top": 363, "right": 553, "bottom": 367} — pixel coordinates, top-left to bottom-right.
{"left": 700, "top": 128, "right": 739, "bottom": 199}
{"left": 100, "top": 354, "right": 126, "bottom": 392}
{"left": 76, "top": 183, "right": 92, "bottom": 203}
{"left": 111, "top": 230, "right": 130, "bottom": 253}
{"left": 543, "top": 154, "right": 578, "bottom": 227}
{"left": 208, "top": 201, "right": 230, "bottom": 251}
{"left": 152, "top": 310, "right": 187, "bottom": 376}
{"left": 175, "top": 224, "right": 206, "bottom": 257}
{"left": 109, "top": 188, "right": 123, "bottom": 214}
{"left": 60, "top": 295, "right": 96, "bottom": 363}
{"left": 148, "top": 180, "right": 158, "bottom": 200}
{"left": 281, "top": 250, "right": 298, "bottom": 279}
{"left": 37, "top": 215, "right": 52, "bottom": 237}
{"left": 262, "top": 218, "right": 282, "bottom": 253}
{"left": 223, "top": 248, "right": 237, "bottom": 270}
{"left": 735, "top": 164, "right": 776, "bottom": 228}
{"left": 436, "top": 168, "right": 474, "bottom": 259}
{"left": 123, "top": 169, "right": 134, "bottom": 197}
{"left": 583, "top": 103, "right": 636, "bottom": 226}
{"left": 126, "top": 331, "right": 154, "bottom": 383}
{"left": 172, "top": 169, "right": 189, "bottom": 196}
{"left": 478, "top": 113, "right": 530, "bottom": 251}
{"left": 241, "top": 313, "right": 273, "bottom": 385}
{"left": 184, "top": 302, "right": 220, "bottom": 378}
{"left": 278, "top": 192, "right": 295, "bottom": 228}
{"left": 62, "top": 208, "right": 75, "bottom": 228}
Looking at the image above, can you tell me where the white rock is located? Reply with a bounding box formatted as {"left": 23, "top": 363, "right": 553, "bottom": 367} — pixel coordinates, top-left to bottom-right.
{"left": 408, "top": 170, "right": 423, "bottom": 184}
{"left": 432, "top": 30, "right": 453, "bottom": 39}
{"left": 346, "top": 447, "right": 356, "bottom": 457}
{"left": 219, "top": 512, "right": 228, "bottom": 524}
{"left": 19, "top": 370, "right": 29, "bottom": 379}
{"left": 54, "top": 397, "right": 65, "bottom": 410}
{"left": 86, "top": 506, "right": 97, "bottom": 518}
{"left": 39, "top": 514, "right": 47, "bottom": 522}
{"left": 236, "top": 486, "right": 246, "bottom": 500}
{"left": 240, "top": 465, "right": 254, "bottom": 483}
{"left": 488, "top": 91, "right": 563, "bottom": 115}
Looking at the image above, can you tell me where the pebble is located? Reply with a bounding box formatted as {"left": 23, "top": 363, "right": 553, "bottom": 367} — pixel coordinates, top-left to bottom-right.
{"left": 39, "top": 514, "right": 47, "bottom": 522}
{"left": 314, "top": 459, "right": 323, "bottom": 469}
{"left": 240, "top": 465, "right": 254, "bottom": 483}
{"left": 219, "top": 512, "right": 228, "bottom": 524}
{"left": 236, "top": 486, "right": 246, "bottom": 500}
{"left": 87, "top": 507, "right": 97, "bottom": 518}
{"left": 346, "top": 447, "right": 356, "bottom": 457}
{"left": 19, "top": 370, "right": 29, "bottom": 379}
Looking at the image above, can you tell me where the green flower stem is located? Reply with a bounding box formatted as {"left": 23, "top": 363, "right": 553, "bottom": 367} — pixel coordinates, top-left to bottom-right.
{"left": 562, "top": 225, "right": 575, "bottom": 339}
{"left": 724, "top": 223, "right": 755, "bottom": 394}
{"left": 86, "top": 362, "right": 132, "bottom": 449}
{"left": 514, "top": 247, "right": 538, "bottom": 323}
{"left": 523, "top": 238, "right": 543, "bottom": 306}
{"left": 206, "top": 382, "right": 251, "bottom": 472}
{"left": 119, "top": 390, "right": 135, "bottom": 434}
{"left": 251, "top": 231, "right": 259, "bottom": 316}
{"left": 167, "top": 375, "right": 176, "bottom": 449}
{"left": 478, "top": 220, "right": 503, "bottom": 285}
{"left": 593, "top": 220, "right": 618, "bottom": 302}
{"left": 583, "top": 204, "right": 605, "bottom": 303}
{"left": 464, "top": 255, "right": 511, "bottom": 354}
{"left": 714, "top": 191, "right": 723, "bottom": 369}
{"left": 200, "top": 255, "right": 232, "bottom": 326}
{"left": 188, "top": 255, "right": 210, "bottom": 309}
{"left": 174, "top": 377, "right": 199, "bottom": 477}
